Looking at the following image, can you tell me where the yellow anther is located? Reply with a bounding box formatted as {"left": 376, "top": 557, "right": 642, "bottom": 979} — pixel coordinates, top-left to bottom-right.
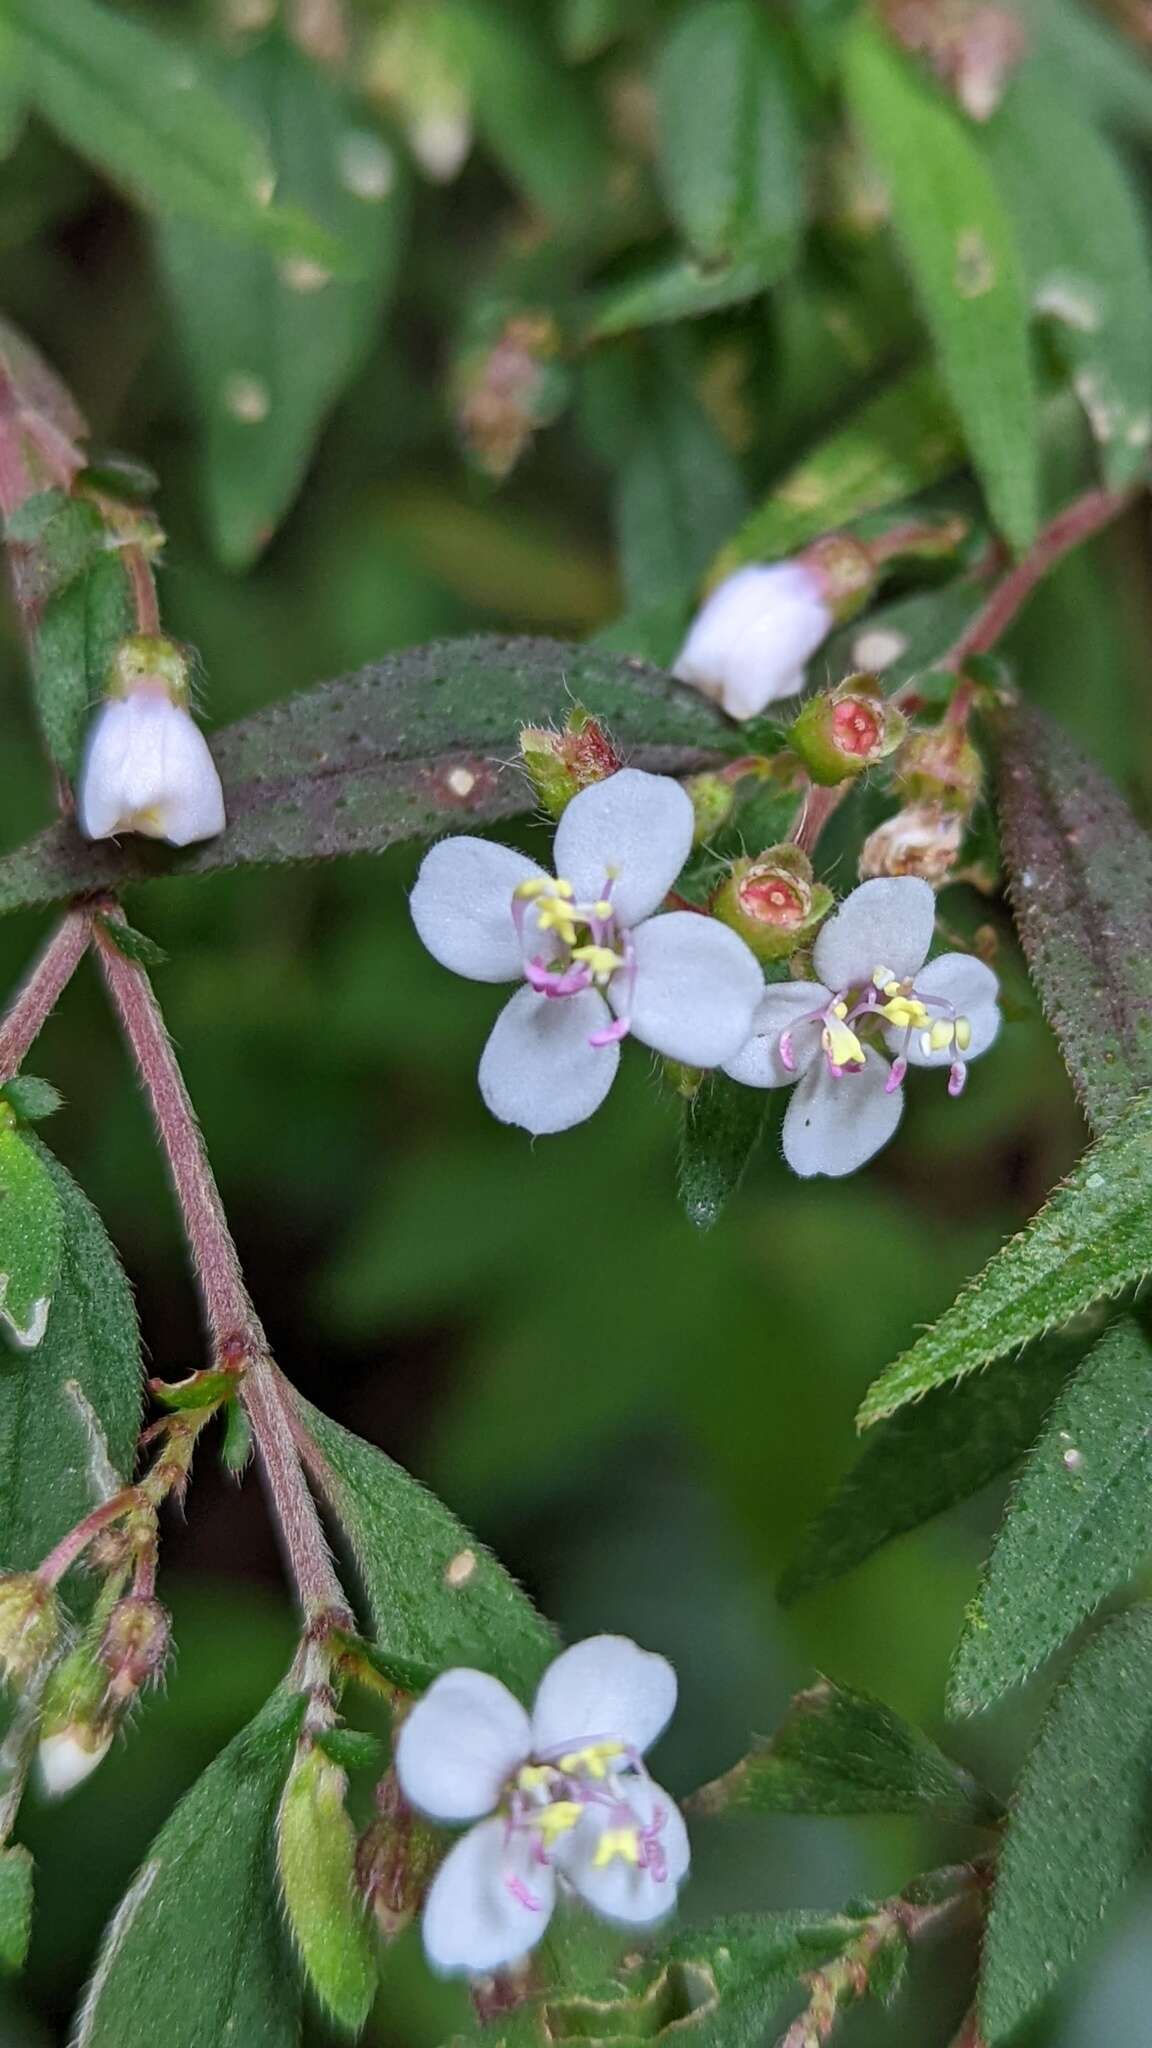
{"left": 928, "top": 1019, "right": 956, "bottom": 1052}
{"left": 536, "top": 903, "right": 579, "bottom": 944}
{"left": 883, "top": 980, "right": 902, "bottom": 999}
{"left": 571, "top": 943, "right": 624, "bottom": 984}
{"left": 556, "top": 1741, "right": 626, "bottom": 1780}
{"left": 832, "top": 1000, "right": 849, "bottom": 1020}
{"left": 514, "top": 877, "right": 551, "bottom": 901}
{"left": 822, "top": 1015, "right": 865, "bottom": 1069}
{"left": 534, "top": 1800, "right": 583, "bottom": 1844}
{"left": 517, "top": 1764, "right": 555, "bottom": 1794}
{"left": 955, "top": 1016, "right": 972, "bottom": 1052}
{"left": 593, "top": 1827, "right": 640, "bottom": 1869}
{"left": 872, "top": 965, "right": 897, "bottom": 990}
{"left": 593, "top": 900, "right": 613, "bottom": 919}
{"left": 877, "top": 996, "right": 929, "bottom": 1032}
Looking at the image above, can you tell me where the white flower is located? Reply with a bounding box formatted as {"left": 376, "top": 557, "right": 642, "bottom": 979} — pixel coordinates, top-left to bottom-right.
{"left": 38, "top": 1725, "right": 112, "bottom": 1797}
{"left": 78, "top": 689, "right": 226, "bottom": 848}
{"left": 723, "top": 877, "right": 1001, "bottom": 1178}
{"left": 409, "top": 769, "right": 764, "bottom": 1135}
{"left": 673, "top": 562, "right": 832, "bottom": 720}
{"left": 395, "top": 1635, "right": 689, "bottom": 1977}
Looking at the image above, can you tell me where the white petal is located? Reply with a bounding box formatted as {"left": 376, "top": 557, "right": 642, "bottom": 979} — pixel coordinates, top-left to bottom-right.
{"left": 619, "top": 913, "right": 764, "bottom": 1067}
{"left": 77, "top": 695, "right": 225, "bottom": 847}
{"left": 410, "top": 837, "right": 546, "bottom": 983}
{"left": 38, "top": 1727, "right": 113, "bottom": 1797}
{"left": 782, "top": 1050, "right": 903, "bottom": 1178}
{"left": 812, "top": 877, "right": 936, "bottom": 992}
{"left": 478, "top": 986, "right": 618, "bottom": 1134}
{"left": 395, "top": 1669, "right": 530, "bottom": 1822}
{"left": 556, "top": 1788, "right": 689, "bottom": 1926}
{"left": 673, "top": 562, "right": 831, "bottom": 720}
{"left": 553, "top": 770, "right": 694, "bottom": 927}
{"left": 888, "top": 952, "right": 1001, "bottom": 1067}
{"left": 531, "top": 1636, "right": 677, "bottom": 1758}
{"left": 721, "top": 980, "right": 831, "bottom": 1087}
{"left": 422, "top": 1816, "right": 556, "bottom": 1976}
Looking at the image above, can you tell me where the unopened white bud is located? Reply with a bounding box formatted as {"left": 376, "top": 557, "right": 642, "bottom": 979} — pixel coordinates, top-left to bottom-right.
{"left": 78, "top": 689, "right": 226, "bottom": 848}
{"left": 673, "top": 562, "right": 833, "bottom": 721}
{"left": 37, "top": 1725, "right": 113, "bottom": 1798}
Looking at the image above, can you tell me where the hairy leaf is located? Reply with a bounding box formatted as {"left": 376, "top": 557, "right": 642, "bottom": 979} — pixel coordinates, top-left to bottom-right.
{"left": 294, "top": 1394, "right": 555, "bottom": 1699}
{"left": 277, "top": 1747, "right": 376, "bottom": 2030}
{"left": 715, "top": 364, "right": 963, "bottom": 576}
{"left": 8, "top": 0, "right": 340, "bottom": 262}
{"left": 655, "top": 0, "right": 805, "bottom": 267}
{"left": 843, "top": 21, "right": 1040, "bottom": 550}
{"left": 156, "top": 33, "right": 407, "bottom": 569}
{"left": 781, "top": 1326, "right": 1089, "bottom": 1601}
{"left": 677, "top": 1075, "right": 771, "bottom": 1231}
{"left": 950, "top": 1319, "right": 1152, "bottom": 1715}
{"left": 857, "top": 1097, "right": 1152, "bottom": 1427}
{"left": 988, "top": 69, "right": 1152, "bottom": 487}
{"left": 980, "top": 1605, "right": 1152, "bottom": 2043}
{"left": 0, "top": 1142, "right": 141, "bottom": 1574}
{"left": 687, "top": 1678, "right": 998, "bottom": 1825}
{"left": 0, "top": 1120, "right": 62, "bottom": 1350}
{"left": 0, "top": 637, "right": 736, "bottom": 914}
{"left": 996, "top": 700, "right": 1152, "bottom": 1132}
{"left": 74, "top": 1688, "right": 305, "bottom": 2048}
{"left": 0, "top": 1847, "right": 33, "bottom": 1974}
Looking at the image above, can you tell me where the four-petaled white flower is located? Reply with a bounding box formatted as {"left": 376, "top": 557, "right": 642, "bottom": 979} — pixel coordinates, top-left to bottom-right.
{"left": 396, "top": 1634, "right": 689, "bottom": 1976}
{"left": 723, "top": 877, "right": 1001, "bottom": 1178}
{"left": 78, "top": 687, "right": 226, "bottom": 848}
{"left": 673, "top": 562, "right": 832, "bottom": 721}
{"left": 409, "top": 769, "right": 764, "bottom": 1135}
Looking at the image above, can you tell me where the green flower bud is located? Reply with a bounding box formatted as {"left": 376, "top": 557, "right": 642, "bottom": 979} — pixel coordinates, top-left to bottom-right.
{"left": 895, "top": 726, "right": 984, "bottom": 812}
{"left": 37, "top": 1643, "right": 113, "bottom": 1798}
{"left": 682, "top": 772, "right": 735, "bottom": 845}
{"left": 0, "top": 1574, "right": 58, "bottom": 1687}
{"left": 518, "top": 707, "right": 621, "bottom": 819}
{"left": 789, "top": 675, "right": 908, "bottom": 786}
{"left": 713, "top": 845, "right": 834, "bottom": 962}
{"left": 278, "top": 1743, "right": 378, "bottom": 2029}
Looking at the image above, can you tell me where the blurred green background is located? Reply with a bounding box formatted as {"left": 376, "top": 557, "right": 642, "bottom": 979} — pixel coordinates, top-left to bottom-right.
{"left": 1, "top": 1, "right": 1151, "bottom": 2042}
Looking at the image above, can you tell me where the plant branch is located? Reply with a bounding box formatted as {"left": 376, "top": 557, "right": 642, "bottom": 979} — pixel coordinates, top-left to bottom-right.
{"left": 777, "top": 1865, "right": 986, "bottom": 2048}
{"left": 0, "top": 907, "right": 92, "bottom": 1084}
{"left": 91, "top": 913, "right": 351, "bottom": 1627}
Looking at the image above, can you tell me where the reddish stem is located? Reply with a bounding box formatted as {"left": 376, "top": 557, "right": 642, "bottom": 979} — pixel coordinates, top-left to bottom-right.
{"left": 941, "top": 485, "right": 1136, "bottom": 671}
{"left": 0, "top": 908, "right": 92, "bottom": 1084}
{"left": 37, "top": 1489, "right": 139, "bottom": 1588}
{"left": 790, "top": 781, "right": 851, "bottom": 854}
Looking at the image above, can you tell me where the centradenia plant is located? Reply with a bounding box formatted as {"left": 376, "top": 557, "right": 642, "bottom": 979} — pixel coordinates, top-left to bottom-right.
{"left": 2, "top": 2, "right": 1152, "bottom": 2044}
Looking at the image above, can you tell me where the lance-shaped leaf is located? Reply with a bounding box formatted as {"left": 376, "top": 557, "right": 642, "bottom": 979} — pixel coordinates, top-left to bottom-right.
{"left": 0, "top": 1846, "right": 33, "bottom": 1973}
{"left": 677, "top": 1074, "right": 772, "bottom": 1232}
{"left": 0, "top": 1141, "right": 141, "bottom": 1574}
{"left": 980, "top": 1605, "right": 1152, "bottom": 2044}
{"left": 714, "top": 364, "right": 963, "bottom": 577}
{"left": 781, "top": 1325, "right": 1090, "bottom": 1601}
{"left": 843, "top": 21, "right": 1040, "bottom": 550}
{"left": 857, "top": 1096, "right": 1152, "bottom": 1428}
{"left": 0, "top": 637, "right": 736, "bottom": 916}
{"left": 277, "top": 1745, "right": 376, "bottom": 2031}
{"left": 950, "top": 1318, "right": 1152, "bottom": 1716}
{"left": 8, "top": 0, "right": 340, "bottom": 263}
{"left": 996, "top": 700, "right": 1152, "bottom": 1133}
{"left": 156, "top": 33, "right": 408, "bottom": 569}
{"left": 687, "top": 1678, "right": 999, "bottom": 1826}
{"left": 0, "top": 1116, "right": 62, "bottom": 1350}
{"left": 292, "top": 1394, "right": 555, "bottom": 1699}
{"left": 73, "top": 1688, "right": 305, "bottom": 2048}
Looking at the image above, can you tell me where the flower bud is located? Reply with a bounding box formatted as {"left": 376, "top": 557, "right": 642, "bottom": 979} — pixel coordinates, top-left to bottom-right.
{"left": 356, "top": 1771, "right": 440, "bottom": 1943}
{"left": 518, "top": 708, "right": 621, "bottom": 819}
{"left": 100, "top": 1596, "right": 170, "bottom": 1702}
{"left": 789, "top": 675, "right": 908, "bottom": 786}
{"left": 457, "top": 313, "right": 566, "bottom": 481}
{"left": 682, "top": 771, "right": 735, "bottom": 845}
{"left": 713, "top": 845, "right": 834, "bottom": 962}
{"left": 0, "top": 1574, "right": 58, "bottom": 1687}
{"left": 882, "top": 0, "right": 1027, "bottom": 122}
{"left": 673, "top": 561, "right": 834, "bottom": 720}
{"left": 37, "top": 1642, "right": 113, "bottom": 1798}
{"left": 895, "top": 726, "right": 984, "bottom": 812}
{"left": 38, "top": 1725, "right": 114, "bottom": 1798}
{"left": 364, "top": 5, "right": 472, "bottom": 180}
{"left": 858, "top": 801, "right": 965, "bottom": 887}
{"left": 77, "top": 634, "right": 225, "bottom": 848}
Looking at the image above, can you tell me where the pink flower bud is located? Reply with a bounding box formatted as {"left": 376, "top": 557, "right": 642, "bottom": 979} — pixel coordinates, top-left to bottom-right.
{"left": 714, "top": 846, "right": 834, "bottom": 962}
{"left": 789, "top": 675, "right": 908, "bottom": 786}
{"left": 100, "top": 1596, "right": 171, "bottom": 1701}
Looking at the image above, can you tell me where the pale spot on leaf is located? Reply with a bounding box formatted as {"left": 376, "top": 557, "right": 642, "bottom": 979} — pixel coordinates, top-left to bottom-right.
{"left": 954, "top": 228, "right": 996, "bottom": 299}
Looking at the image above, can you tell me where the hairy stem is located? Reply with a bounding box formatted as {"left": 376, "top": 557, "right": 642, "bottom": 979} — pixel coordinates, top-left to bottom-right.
{"left": 91, "top": 914, "right": 351, "bottom": 1626}
{"left": 0, "top": 908, "right": 92, "bottom": 1084}
{"left": 777, "top": 1866, "right": 986, "bottom": 2048}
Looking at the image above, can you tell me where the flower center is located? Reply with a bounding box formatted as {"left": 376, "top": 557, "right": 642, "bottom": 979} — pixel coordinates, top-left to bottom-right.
{"left": 512, "top": 874, "right": 635, "bottom": 1048}
{"left": 779, "top": 962, "right": 973, "bottom": 1095}
{"left": 500, "top": 1737, "right": 670, "bottom": 1899}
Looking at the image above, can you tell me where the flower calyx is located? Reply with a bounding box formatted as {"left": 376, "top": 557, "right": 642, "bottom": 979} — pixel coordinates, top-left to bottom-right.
{"left": 714, "top": 845, "right": 834, "bottom": 963}
{"left": 895, "top": 725, "right": 985, "bottom": 812}
{"left": 0, "top": 1574, "right": 59, "bottom": 1688}
{"left": 518, "top": 707, "right": 621, "bottom": 820}
{"left": 859, "top": 801, "right": 966, "bottom": 887}
{"left": 789, "top": 674, "right": 908, "bottom": 786}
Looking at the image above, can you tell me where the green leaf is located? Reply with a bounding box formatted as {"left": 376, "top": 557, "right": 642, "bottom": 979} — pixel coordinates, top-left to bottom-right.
{"left": 780, "top": 1325, "right": 1089, "bottom": 1601}
{"left": 655, "top": 0, "right": 805, "bottom": 266}
{"left": 687, "top": 1677, "right": 999, "bottom": 1825}
{"left": 950, "top": 1318, "right": 1152, "bottom": 1715}
{"left": 986, "top": 69, "right": 1152, "bottom": 487}
{"left": 156, "top": 33, "right": 407, "bottom": 569}
{"left": 313, "top": 1727, "right": 383, "bottom": 1773}
{"left": 73, "top": 1688, "right": 305, "bottom": 2048}
{"left": 996, "top": 701, "right": 1152, "bottom": 1134}
{"left": 980, "top": 1605, "right": 1152, "bottom": 2043}
{"left": 9, "top": 0, "right": 341, "bottom": 263}
{"left": 0, "top": 1140, "right": 142, "bottom": 1573}
{"left": 92, "top": 916, "right": 168, "bottom": 970}
{"left": 677, "top": 1073, "right": 771, "bottom": 1231}
{"left": 32, "top": 548, "right": 134, "bottom": 778}
{"left": 220, "top": 1398, "right": 253, "bottom": 1473}
{"left": 584, "top": 249, "right": 781, "bottom": 340}
{"left": 0, "top": 636, "right": 738, "bottom": 915}
{"left": 277, "top": 1746, "right": 376, "bottom": 2031}
{"left": 0, "top": 1847, "right": 33, "bottom": 1974}
{"left": 857, "top": 1096, "right": 1152, "bottom": 1428}
{"left": 293, "top": 1394, "right": 556, "bottom": 1699}
{"left": 444, "top": 0, "right": 606, "bottom": 222}
{"left": 0, "top": 1119, "right": 62, "bottom": 1350}
{"left": 0, "top": 1077, "right": 64, "bottom": 1125}
{"left": 842, "top": 20, "right": 1040, "bottom": 550}
{"left": 715, "top": 363, "right": 963, "bottom": 575}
